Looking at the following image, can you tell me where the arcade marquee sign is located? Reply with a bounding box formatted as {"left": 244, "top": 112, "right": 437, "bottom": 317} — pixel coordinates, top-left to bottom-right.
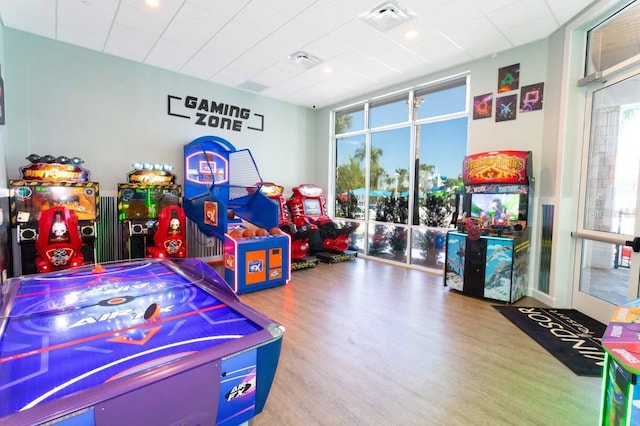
{"left": 462, "top": 150, "right": 531, "bottom": 185}
{"left": 167, "top": 94, "right": 264, "bottom": 132}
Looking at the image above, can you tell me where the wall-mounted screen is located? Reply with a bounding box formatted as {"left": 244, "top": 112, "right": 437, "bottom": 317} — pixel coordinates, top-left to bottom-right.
{"left": 10, "top": 182, "right": 99, "bottom": 225}
{"left": 470, "top": 193, "right": 521, "bottom": 221}
{"left": 118, "top": 185, "right": 181, "bottom": 223}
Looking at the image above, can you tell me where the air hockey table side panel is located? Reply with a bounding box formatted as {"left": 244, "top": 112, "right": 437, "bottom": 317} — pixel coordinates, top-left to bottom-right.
{"left": 3, "top": 330, "right": 283, "bottom": 426}
{"left": 0, "top": 259, "right": 284, "bottom": 426}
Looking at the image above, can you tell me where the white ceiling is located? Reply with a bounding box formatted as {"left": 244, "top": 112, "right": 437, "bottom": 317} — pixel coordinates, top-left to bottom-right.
{"left": 0, "top": 0, "right": 595, "bottom": 109}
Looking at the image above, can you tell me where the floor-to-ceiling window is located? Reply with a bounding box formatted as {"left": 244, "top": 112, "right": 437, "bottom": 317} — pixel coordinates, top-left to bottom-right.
{"left": 333, "top": 75, "right": 468, "bottom": 271}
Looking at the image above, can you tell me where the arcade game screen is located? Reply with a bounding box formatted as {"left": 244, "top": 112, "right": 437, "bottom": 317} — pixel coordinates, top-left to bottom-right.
{"left": 11, "top": 184, "right": 98, "bottom": 224}
{"left": 303, "top": 199, "right": 322, "bottom": 216}
{"left": 118, "top": 185, "right": 181, "bottom": 223}
{"left": 470, "top": 193, "right": 521, "bottom": 220}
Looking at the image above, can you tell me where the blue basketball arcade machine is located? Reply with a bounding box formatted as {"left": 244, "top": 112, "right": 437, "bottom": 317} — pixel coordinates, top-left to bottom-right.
{"left": 183, "top": 136, "right": 291, "bottom": 294}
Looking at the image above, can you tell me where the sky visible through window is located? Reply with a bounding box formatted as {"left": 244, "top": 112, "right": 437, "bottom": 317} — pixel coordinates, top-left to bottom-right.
{"left": 337, "top": 85, "right": 467, "bottom": 183}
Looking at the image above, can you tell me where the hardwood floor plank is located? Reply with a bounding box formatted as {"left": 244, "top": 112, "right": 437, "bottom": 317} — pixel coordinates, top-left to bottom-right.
{"left": 239, "top": 259, "right": 602, "bottom": 425}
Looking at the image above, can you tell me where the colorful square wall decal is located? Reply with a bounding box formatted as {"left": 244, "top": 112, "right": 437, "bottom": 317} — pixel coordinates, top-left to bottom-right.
{"left": 473, "top": 93, "right": 493, "bottom": 119}
{"left": 496, "top": 94, "right": 517, "bottom": 122}
{"left": 497, "top": 63, "right": 520, "bottom": 93}
{"left": 519, "top": 82, "right": 544, "bottom": 112}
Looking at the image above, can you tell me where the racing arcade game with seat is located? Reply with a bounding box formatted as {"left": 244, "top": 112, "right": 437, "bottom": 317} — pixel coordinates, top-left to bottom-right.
{"left": 260, "top": 182, "right": 318, "bottom": 271}
{"left": 34, "top": 205, "right": 85, "bottom": 273}
{"left": 287, "top": 183, "right": 359, "bottom": 263}
{"left": 117, "top": 163, "right": 183, "bottom": 260}
{"left": 145, "top": 205, "right": 187, "bottom": 259}
{"left": 9, "top": 155, "right": 99, "bottom": 275}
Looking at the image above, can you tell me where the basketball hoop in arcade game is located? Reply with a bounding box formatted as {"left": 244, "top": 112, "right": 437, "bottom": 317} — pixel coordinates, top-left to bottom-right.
{"left": 117, "top": 163, "right": 184, "bottom": 260}
{"left": 444, "top": 150, "right": 533, "bottom": 303}
{"left": 9, "top": 154, "right": 99, "bottom": 275}
{"left": 182, "top": 135, "right": 291, "bottom": 295}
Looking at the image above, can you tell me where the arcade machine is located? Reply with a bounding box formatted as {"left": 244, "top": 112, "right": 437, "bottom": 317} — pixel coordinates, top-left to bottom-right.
{"left": 183, "top": 135, "right": 291, "bottom": 294}
{"left": 261, "top": 182, "right": 318, "bottom": 271}
{"left": 9, "top": 154, "right": 99, "bottom": 275}
{"left": 444, "top": 150, "right": 532, "bottom": 303}
{"left": 287, "top": 183, "right": 359, "bottom": 264}
{"left": 117, "top": 163, "right": 183, "bottom": 260}
{"left": 600, "top": 298, "right": 640, "bottom": 425}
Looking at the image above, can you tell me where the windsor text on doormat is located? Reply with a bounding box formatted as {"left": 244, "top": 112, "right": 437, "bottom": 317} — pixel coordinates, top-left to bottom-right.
{"left": 494, "top": 306, "right": 606, "bottom": 376}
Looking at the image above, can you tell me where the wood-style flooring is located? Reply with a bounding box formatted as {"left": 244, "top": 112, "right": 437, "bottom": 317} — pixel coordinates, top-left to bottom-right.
{"left": 239, "top": 258, "right": 602, "bottom": 426}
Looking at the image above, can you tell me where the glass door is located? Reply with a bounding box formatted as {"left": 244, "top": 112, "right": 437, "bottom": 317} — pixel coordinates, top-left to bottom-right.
{"left": 573, "top": 70, "right": 640, "bottom": 324}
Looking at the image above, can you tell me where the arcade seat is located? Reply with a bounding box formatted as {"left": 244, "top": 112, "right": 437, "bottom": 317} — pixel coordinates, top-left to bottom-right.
{"left": 146, "top": 205, "right": 187, "bottom": 259}
{"left": 261, "top": 182, "right": 316, "bottom": 261}
{"left": 287, "top": 184, "right": 359, "bottom": 254}
{"left": 35, "top": 206, "right": 84, "bottom": 273}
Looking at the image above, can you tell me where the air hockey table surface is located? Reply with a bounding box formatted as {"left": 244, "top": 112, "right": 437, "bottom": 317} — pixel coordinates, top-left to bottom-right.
{"left": 0, "top": 258, "right": 284, "bottom": 426}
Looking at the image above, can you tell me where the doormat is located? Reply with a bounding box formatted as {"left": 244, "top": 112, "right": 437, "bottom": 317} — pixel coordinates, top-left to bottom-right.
{"left": 493, "top": 306, "right": 606, "bottom": 377}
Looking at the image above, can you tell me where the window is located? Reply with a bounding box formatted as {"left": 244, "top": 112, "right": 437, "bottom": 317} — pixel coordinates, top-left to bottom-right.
{"left": 585, "top": 0, "right": 640, "bottom": 76}
{"left": 332, "top": 75, "right": 468, "bottom": 270}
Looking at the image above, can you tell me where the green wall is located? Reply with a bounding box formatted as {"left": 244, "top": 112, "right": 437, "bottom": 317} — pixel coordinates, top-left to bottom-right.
{"left": 4, "top": 29, "right": 316, "bottom": 195}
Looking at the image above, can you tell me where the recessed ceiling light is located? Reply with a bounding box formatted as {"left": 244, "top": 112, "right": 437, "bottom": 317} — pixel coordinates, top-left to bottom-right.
{"left": 323, "top": 66, "right": 333, "bottom": 75}
{"left": 146, "top": 0, "right": 159, "bottom": 7}
{"left": 404, "top": 30, "right": 418, "bottom": 39}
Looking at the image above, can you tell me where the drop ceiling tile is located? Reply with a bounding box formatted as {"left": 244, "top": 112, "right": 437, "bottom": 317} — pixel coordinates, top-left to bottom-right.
{"left": 145, "top": 38, "right": 200, "bottom": 71}
{"left": 104, "top": 23, "right": 157, "bottom": 62}
{"left": 547, "top": 0, "right": 595, "bottom": 23}
{"left": 294, "top": 1, "right": 354, "bottom": 34}
{"left": 57, "top": 0, "right": 118, "bottom": 35}
{"left": 180, "top": 36, "right": 240, "bottom": 79}
{"left": 462, "top": 32, "right": 513, "bottom": 59}
{"left": 231, "top": 1, "right": 290, "bottom": 36}
{"left": 501, "top": 15, "right": 558, "bottom": 46}
{"left": 114, "top": 1, "right": 182, "bottom": 36}
{"left": 249, "top": 61, "right": 304, "bottom": 87}
{"left": 186, "top": 0, "right": 250, "bottom": 18}
{"left": 210, "top": 61, "right": 258, "bottom": 87}
{"left": 424, "top": 0, "right": 484, "bottom": 29}
{"left": 270, "top": 19, "right": 322, "bottom": 47}
{"left": 488, "top": 0, "right": 552, "bottom": 31}
{"left": 58, "top": 24, "right": 108, "bottom": 52}
{"left": 240, "top": 37, "right": 299, "bottom": 68}
{"left": 331, "top": 50, "right": 401, "bottom": 82}
{"left": 255, "top": 0, "right": 316, "bottom": 18}
{"left": 474, "top": 0, "right": 521, "bottom": 14}
{"left": 302, "top": 33, "right": 353, "bottom": 62}
{"left": 354, "top": 34, "right": 428, "bottom": 72}
{"left": 0, "top": 0, "right": 55, "bottom": 38}
{"left": 440, "top": 15, "right": 501, "bottom": 48}
{"left": 161, "top": 2, "right": 229, "bottom": 44}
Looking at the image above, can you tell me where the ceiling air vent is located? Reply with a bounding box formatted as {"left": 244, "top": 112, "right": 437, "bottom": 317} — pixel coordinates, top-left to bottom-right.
{"left": 361, "top": 1, "right": 415, "bottom": 32}
{"left": 237, "top": 80, "right": 269, "bottom": 93}
{"left": 288, "top": 51, "right": 321, "bottom": 69}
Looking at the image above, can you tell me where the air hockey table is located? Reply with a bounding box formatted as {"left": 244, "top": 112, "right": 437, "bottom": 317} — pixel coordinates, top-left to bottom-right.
{"left": 0, "top": 258, "right": 284, "bottom": 426}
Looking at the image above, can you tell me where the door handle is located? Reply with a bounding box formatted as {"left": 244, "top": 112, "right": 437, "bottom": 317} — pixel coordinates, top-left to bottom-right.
{"left": 625, "top": 237, "right": 640, "bottom": 253}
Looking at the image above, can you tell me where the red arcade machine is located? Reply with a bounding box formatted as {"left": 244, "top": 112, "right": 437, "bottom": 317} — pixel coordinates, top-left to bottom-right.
{"left": 444, "top": 150, "right": 532, "bottom": 303}
{"left": 261, "top": 182, "right": 318, "bottom": 270}
{"left": 145, "top": 205, "right": 187, "bottom": 259}
{"left": 117, "top": 163, "right": 183, "bottom": 260}
{"left": 287, "top": 183, "right": 359, "bottom": 263}
{"left": 34, "top": 206, "right": 84, "bottom": 272}
{"left": 9, "top": 154, "right": 99, "bottom": 275}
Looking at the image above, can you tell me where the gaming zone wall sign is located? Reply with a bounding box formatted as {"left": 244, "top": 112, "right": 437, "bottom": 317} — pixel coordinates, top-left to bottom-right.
{"left": 167, "top": 95, "right": 264, "bottom": 132}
